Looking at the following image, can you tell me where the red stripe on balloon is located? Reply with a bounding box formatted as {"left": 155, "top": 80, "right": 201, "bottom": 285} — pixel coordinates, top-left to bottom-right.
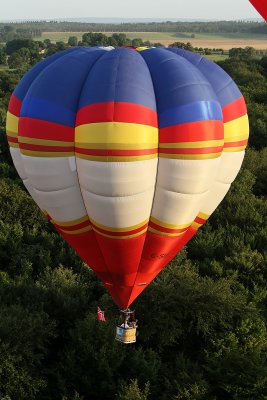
{"left": 19, "top": 117, "right": 75, "bottom": 141}
{"left": 76, "top": 102, "right": 158, "bottom": 127}
{"left": 75, "top": 147, "right": 158, "bottom": 156}
{"left": 149, "top": 221, "right": 188, "bottom": 234}
{"left": 8, "top": 94, "right": 22, "bottom": 116}
{"left": 159, "top": 120, "right": 224, "bottom": 143}
{"left": 222, "top": 96, "right": 247, "bottom": 123}
{"left": 194, "top": 216, "right": 207, "bottom": 225}
{"left": 224, "top": 139, "right": 248, "bottom": 148}
{"left": 7, "top": 136, "right": 18, "bottom": 144}
{"left": 53, "top": 219, "right": 91, "bottom": 231}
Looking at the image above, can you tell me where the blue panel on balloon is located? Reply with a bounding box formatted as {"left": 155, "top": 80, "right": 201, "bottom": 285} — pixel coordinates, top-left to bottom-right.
{"left": 78, "top": 48, "right": 157, "bottom": 111}
{"left": 14, "top": 47, "right": 78, "bottom": 101}
{"left": 167, "top": 48, "right": 242, "bottom": 107}
{"left": 20, "top": 48, "right": 106, "bottom": 126}
{"left": 140, "top": 48, "right": 221, "bottom": 125}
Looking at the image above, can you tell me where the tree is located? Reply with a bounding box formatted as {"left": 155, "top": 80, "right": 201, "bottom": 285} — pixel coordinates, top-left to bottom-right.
{"left": 110, "top": 33, "right": 131, "bottom": 46}
{"left": 3, "top": 25, "right": 14, "bottom": 33}
{"left": 229, "top": 46, "right": 256, "bottom": 60}
{"left": 131, "top": 38, "right": 143, "bottom": 47}
{"left": 204, "top": 48, "right": 212, "bottom": 55}
{"left": 117, "top": 380, "right": 150, "bottom": 400}
{"left": 0, "top": 303, "right": 56, "bottom": 400}
{"left": 5, "top": 39, "right": 37, "bottom": 55}
{"left": 68, "top": 36, "right": 78, "bottom": 47}
{"left": 7, "top": 48, "right": 31, "bottom": 70}
{"left": 62, "top": 393, "right": 84, "bottom": 400}
{"left": 82, "top": 32, "right": 108, "bottom": 46}
{"left": 56, "top": 41, "right": 68, "bottom": 52}
{"left": 168, "top": 41, "right": 194, "bottom": 51}
{"left": 45, "top": 43, "right": 58, "bottom": 56}
{"left": 0, "top": 49, "right": 6, "bottom": 65}
{"left": 43, "top": 38, "right": 51, "bottom": 48}
{"left": 107, "top": 36, "right": 119, "bottom": 47}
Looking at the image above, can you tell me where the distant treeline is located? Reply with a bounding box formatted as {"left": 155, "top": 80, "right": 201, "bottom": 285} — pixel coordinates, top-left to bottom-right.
{"left": 0, "top": 20, "right": 267, "bottom": 35}
{"left": 2, "top": 33, "right": 267, "bottom": 72}
{"left": 0, "top": 25, "right": 41, "bottom": 42}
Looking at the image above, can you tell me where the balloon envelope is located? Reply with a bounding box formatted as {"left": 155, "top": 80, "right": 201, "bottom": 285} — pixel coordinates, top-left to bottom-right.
{"left": 249, "top": 0, "right": 267, "bottom": 21}
{"left": 6, "top": 47, "right": 249, "bottom": 308}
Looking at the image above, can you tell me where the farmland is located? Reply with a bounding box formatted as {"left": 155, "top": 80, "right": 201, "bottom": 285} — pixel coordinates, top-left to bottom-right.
{"left": 36, "top": 31, "right": 267, "bottom": 50}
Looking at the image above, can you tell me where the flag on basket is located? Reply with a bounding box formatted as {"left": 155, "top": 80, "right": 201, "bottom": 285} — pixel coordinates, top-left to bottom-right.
{"left": 97, "top": 307, "right": 106, "bottom": 322}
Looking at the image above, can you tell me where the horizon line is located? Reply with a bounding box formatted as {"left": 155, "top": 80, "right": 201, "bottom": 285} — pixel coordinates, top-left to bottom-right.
{"left": 0, "top": 17, "right": 264, "bottom": 23}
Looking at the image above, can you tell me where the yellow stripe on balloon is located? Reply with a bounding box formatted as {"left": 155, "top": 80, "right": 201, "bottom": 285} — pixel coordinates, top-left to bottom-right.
{"left": 150, "top": 217, "right": 192, "bottom": 230}
{"left": 6, "top": 130, "right": 18, "bottom": 138}
{"left": 61, "top": 226, "right": 93, "bottom": 235}
{"left": 224, "top": 134, "right": 249, "bottom": 143}
{"left": 75, "top": 153, "right": 157, "bottom": 162}
{"left": 6, "top": 112, "right": 18, "bottom": 136}
{"left": 223, "top": 145, "right": 247, "bottom": 152}
{"left": 159, "top": 153, "right": 221, "bottom": 160}
{"left": 75, "top": 142, "right": 157, "bottom": 150}
{"left": 224, "top": 114, "right": 249, "bottom": 140}
{"left": 90, "top": 218, "right": 149, "bottom": 232}
{"left": 75, "top": 122, "right": 158, "bottom": 145}
{"left": 191, "top": 221, "right": 202, "bottom": 229}
{"left": 51, "top": 215, "right": 90, "bottom": 227}
{"left": 93, "top": 227, "right": 148, "bottom": 239}
{"left": 197, "top": 211, "right": 210, "bottom": 220}
{"left": 8, "top": 141, "right": 19, "bottom": 148}
{"left": 148, "top": 227, "right": 186, "bottom": 237}
{"left": 20, "top": 149, "right": 74, "bottom": 157}
{"left": 18, "top": 137, "right": 74, "bottom": 146}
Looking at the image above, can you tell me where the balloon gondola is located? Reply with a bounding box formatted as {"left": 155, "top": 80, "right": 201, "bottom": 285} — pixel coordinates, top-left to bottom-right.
{"left": 115, "top": 308, "right": 137, "bottom": 344}
{"left": 6, "top": 46, "right": 249, "bottom": 342}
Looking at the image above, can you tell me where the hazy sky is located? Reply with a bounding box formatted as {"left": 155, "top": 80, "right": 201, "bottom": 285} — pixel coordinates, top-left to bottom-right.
{"left": 0, "top": 0, "right": 261, "bottom": 21}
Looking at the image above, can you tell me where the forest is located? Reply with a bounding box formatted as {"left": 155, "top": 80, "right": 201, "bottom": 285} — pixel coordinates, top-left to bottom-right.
{"left": 0, "top": 34, "right": 267, "bottom": 400}
{"left": 0, "top": 20, "right": 267, "bottom": 41}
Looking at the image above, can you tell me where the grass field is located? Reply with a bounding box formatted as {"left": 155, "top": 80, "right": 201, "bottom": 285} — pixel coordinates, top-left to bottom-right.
{"left": 36, "top": 31, "right": 267, "bottom": 50}
{"left": 0, "top": 65, "right": 9, "bottom": 71}
{"left": 205, "top": 54, "right": 229, "bottom": 62}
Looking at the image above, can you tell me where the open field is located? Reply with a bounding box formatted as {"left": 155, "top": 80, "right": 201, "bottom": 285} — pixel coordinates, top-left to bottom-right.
{"left": 0, "top": 65, "right": 9, "bottom": 71}
{"left": 36, "top": 31, "right": 267, "bottom": 50}
{"left": 205, "top": 54, "right": 229, "bottom": 61}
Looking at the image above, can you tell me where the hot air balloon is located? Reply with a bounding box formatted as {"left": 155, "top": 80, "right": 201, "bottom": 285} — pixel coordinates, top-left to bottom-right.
{"left": 249, "top": 0, "right": 267, "bottom": 21}
{"left": 6, "top": 46, "right": 249, "bottom": 342}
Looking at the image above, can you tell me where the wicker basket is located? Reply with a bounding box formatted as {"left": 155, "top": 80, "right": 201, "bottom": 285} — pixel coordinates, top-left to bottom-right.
{"left": 115, "top": 326, "right": 136, "bottom": 344}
